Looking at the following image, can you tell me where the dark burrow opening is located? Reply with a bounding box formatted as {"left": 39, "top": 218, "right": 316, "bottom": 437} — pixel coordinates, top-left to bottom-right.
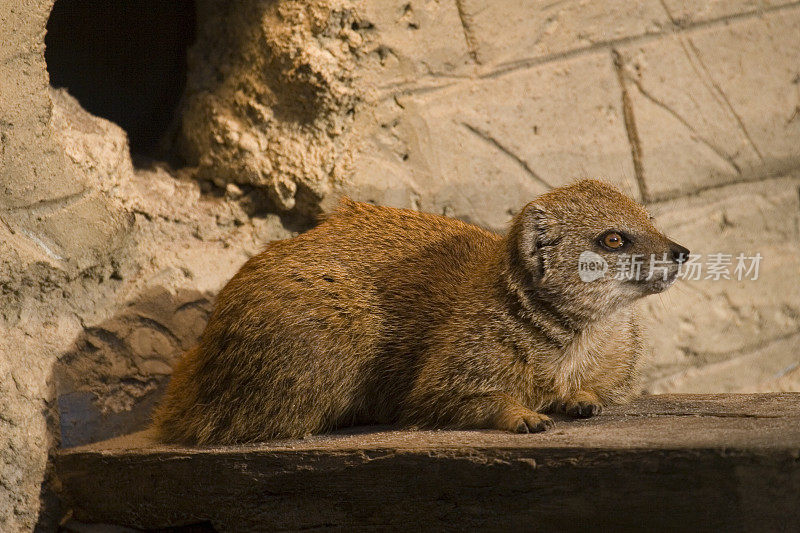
{"left": 45, "top": 0, "right": 196, "bottom": 161}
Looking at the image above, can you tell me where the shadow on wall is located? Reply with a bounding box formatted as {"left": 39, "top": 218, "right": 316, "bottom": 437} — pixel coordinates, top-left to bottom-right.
{"left": 54, "top": 287, "right": 214, "bottom": 448}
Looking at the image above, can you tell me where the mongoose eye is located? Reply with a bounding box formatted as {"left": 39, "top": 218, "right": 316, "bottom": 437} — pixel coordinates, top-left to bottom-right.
{"left": 600, "top": 231, "right": 625, "bottom": 250}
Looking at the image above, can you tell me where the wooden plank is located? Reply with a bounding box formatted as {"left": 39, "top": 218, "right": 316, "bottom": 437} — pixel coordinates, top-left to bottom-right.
{"left": 56, "top": 393, "right": 800, "bottom": 532}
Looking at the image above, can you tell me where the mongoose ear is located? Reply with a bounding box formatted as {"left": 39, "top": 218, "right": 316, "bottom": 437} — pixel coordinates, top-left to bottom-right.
{"left": 519, "top": 203, "right": 556, "bottom": 252}
{"left": 517, "top": 203, "right": 560, "bottom": 283}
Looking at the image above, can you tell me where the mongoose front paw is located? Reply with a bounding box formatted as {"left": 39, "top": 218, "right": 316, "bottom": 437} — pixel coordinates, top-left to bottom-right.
{"left": 559, "top": 390, "right": 603, "bottom": 419}
{"left": 513, "top": 412, "right": 555, "bottom": 433}
{"left": 564, "top": 401, "right": 602, "bottom": 418}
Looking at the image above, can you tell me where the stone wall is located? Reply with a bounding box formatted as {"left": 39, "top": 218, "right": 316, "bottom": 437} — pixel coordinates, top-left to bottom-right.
{"left": 1, "top": 0, "right": 799, "bottom": 530}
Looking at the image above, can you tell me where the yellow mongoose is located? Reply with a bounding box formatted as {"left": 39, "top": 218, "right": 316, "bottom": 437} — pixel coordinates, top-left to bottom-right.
{"left": 153, "top": 180, "right": 689, "bottom": 444}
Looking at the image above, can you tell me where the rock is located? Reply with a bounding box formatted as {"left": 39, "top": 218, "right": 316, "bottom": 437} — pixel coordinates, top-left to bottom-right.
{"left": 342, "top": 50, "right": 639, "bottom": 230}
{"left": 456, "top": 0, "right": 669, "bottom": 66}
{"left": 615, "top": 9, "right": 800, "bottom": 202}
{"left": 177, "top": 0, "right": 363, "bottom": 216}
{"left": 0, "top": 5, "right": 292, "bottom": 528}
{"left": 643, "top": 174, "right": 800, "bottom": 392}
{"left": 661, "top": 0, "right": 798, "bottom": 26}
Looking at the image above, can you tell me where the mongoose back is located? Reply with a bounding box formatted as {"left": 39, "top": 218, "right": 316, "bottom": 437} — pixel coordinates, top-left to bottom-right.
{"left": 153, "top": 179, "right": 689, "bottom": 444}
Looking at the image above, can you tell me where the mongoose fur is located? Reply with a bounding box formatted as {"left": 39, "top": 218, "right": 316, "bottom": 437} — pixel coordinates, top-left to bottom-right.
{"left": 153, "top": 179, "right": 689, "bottom": 444}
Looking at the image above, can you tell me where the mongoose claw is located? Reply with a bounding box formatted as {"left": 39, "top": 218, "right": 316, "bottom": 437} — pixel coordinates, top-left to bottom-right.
{"left": 565, "top": 401, "right": 602, "bottom": 419}
{"left": 514, "top": 413, "right": 555, "bottom": 433}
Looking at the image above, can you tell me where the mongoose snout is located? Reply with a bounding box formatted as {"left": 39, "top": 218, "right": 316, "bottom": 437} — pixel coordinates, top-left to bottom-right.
{"left": 669, "top": 242, "right": 691, "bottom": 264}
{"left": 153, "top": 179, "right": 688, "bottom": 444}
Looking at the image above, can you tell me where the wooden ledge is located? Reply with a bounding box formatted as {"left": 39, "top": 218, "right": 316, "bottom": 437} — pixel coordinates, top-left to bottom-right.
{"left": 56, "top": 393, "right": 800, "bottom": 532}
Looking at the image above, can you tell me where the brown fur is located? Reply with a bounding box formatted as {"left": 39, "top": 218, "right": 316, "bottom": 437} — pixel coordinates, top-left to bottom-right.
{"left": 153, "top": 180, "right": 688, "bottom": 444}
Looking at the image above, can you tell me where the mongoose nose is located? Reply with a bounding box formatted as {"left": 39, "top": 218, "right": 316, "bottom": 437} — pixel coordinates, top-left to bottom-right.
{"left": 669, "top": 242, "right": 690, "bottom": 264}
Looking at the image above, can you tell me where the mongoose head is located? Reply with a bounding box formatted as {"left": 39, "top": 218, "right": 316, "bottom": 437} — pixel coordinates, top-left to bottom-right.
{"left": 510, "top": 179, "right": 689, "bottom": 320}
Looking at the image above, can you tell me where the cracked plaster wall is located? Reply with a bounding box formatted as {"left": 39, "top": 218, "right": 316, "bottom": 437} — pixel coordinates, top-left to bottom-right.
{"left": 1, "top": 0, "right": 799, "bottom": 530}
